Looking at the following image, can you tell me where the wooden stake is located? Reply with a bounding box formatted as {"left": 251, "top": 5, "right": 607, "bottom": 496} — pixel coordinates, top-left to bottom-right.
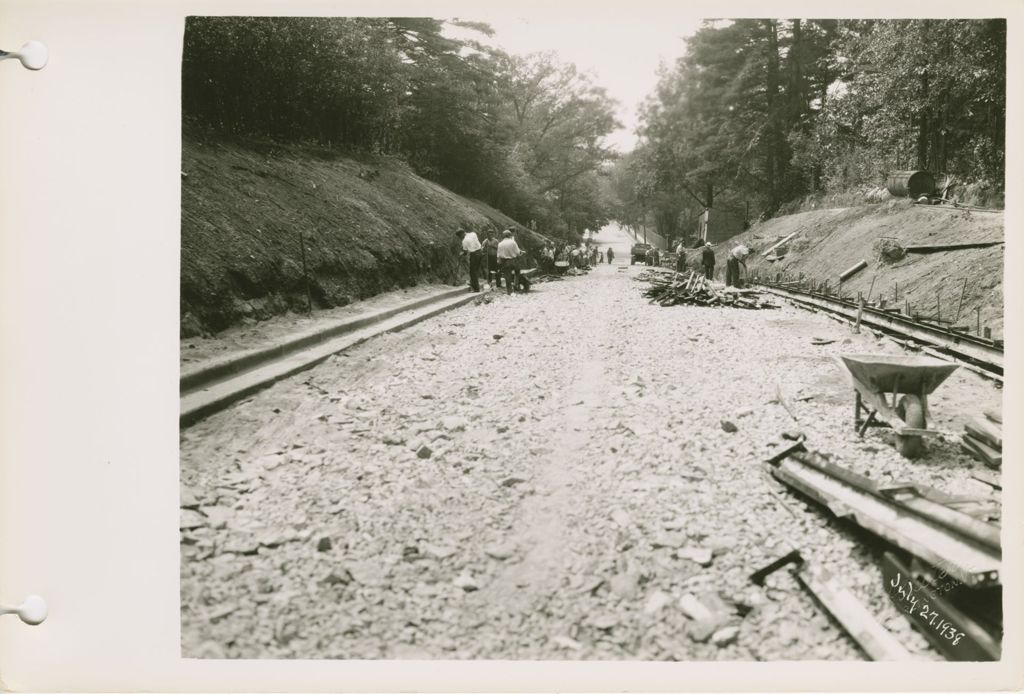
{"left": 855, "top": 293, "right": 864, "bottom": 334}
{"left": 955, "top": 278, "right": 968, "bottom": 322}
{"left": 894, "top": 281, "right": 898, "bottom": 302}
{"left": 976, "top": 307, "right": 981, "bottom": 334}
{"left": 299, "top": 231, "right": 313, "bottom": 314}
{"left": 866, "top": 275, "right": 877, "bottom": 304}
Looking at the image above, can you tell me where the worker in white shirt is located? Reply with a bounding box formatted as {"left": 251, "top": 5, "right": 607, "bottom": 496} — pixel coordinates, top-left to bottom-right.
{"left": 496, "top": 229, "right": 530, "bottom": 295}
{"left": 675, "top": 241, "right": 687, "bottom": 273}
{"left": 461, "top": 227, "right": 483, "bottom": 292}
{"left": 726, "top": 244, "right": 751, "bottom": 287}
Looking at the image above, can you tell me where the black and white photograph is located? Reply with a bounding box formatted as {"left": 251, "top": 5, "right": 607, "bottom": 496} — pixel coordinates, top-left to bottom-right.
{"left": 177, "top": 14, "right": 1006, "bottom": 662}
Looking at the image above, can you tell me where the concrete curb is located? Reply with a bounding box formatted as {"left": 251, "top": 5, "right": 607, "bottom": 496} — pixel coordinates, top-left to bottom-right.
{"left": 181, "top": 286, "right": 471, "bottom": 393}
{"left": 180, "top": 288, "right": 483, "bottom": 427}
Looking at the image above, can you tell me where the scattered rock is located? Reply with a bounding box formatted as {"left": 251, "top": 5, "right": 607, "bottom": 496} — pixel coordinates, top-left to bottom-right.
{"left": 180, "top": 509, "right": 206, "bottom": 530}
{"left": 676, "top": 547, "right": 713, "bottom": 567}
{"left": 180, "top": 487, "right": 200, "bottom": 509}
{"left": 609, "top": 571, "right": 640, "bottom": 599}
{"left": 453, "top": 572, "right": 479, "bottom": 592}
{"left": 500, "top": 476, "right": 527, "bottom": 487}
{"left": 721, "top": 420, "right": 738, "bottom": 433}
{"left": 643, "top": 590, "right": 673, "bottom": 615}
{"left": 484, "top": 543, "right": 516, "bottom": 560}
{"left": 323, "top": 570, "right": 353, "bottom": 586}
{"left": 552, "top": 635, "right": 582, "bottom": 650}
{"left": 221, "top": 537, "right": 260, "bottom": 555}
{"left": 416, "top": 445, "right": 433, "bottom": 459}
{"left": 651, "top": 532, "right": 687, "bottom": 549}
{"left": 316, "top": 536, "right": 333, "bottom": 552}
{"left": 207, "top": 604, "right": 239, "bottom": 623}
{"left": 382, "top": 434, "right": 405, "bottom": 446}
{"left": 201, "top": 505, "right": 233, "bottom": 531}
{"left": 610, "top": 509, "right": 632, "bottom": 527}
{"left": 781, "top": 430, "right": 805, "bottom": 441}
{"left": 591, "top": 613, "right": 619, "bottom": 630}
{"left": 423, "top": 543, "right": 458, "bottom": 560}
{"left": 194, "top": 640, "right": 227, "bottom": 659}
{"left": 688, "top": 618, "right": 720, "bottom": 643}
{"left": 441, "top": 415, "right": 468, "bottom": 432}
{"left": 678, "top": 594, "right": 714, "bottom": 622}
{"left": 711, "top": 625, "right": 740, "bottom": 647}
{"left": 734, "top": 407, "right": 754, "bottom": 418}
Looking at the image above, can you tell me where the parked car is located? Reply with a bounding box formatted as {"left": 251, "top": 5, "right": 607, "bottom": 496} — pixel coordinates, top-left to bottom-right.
{"left": 630, "top": 243, "right": 652, "bottom": 264}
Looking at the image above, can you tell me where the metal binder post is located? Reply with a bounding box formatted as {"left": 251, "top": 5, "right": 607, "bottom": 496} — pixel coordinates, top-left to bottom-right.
{"left": 0, "top": 595, "right": 48, "bottom": 625}
{"left": 0, "top": 40, "right": 48, "bottom": 70}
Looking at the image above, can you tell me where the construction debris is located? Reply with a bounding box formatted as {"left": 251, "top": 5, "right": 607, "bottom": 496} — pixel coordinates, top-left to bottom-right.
{"left": 839, "top": 259, "right": 868, "bottom": 282}
{"left": 636, "top": 269, "right": 777, "bottom": 309}
{"left": 904, "top": 241, "right": 1004, "bottom": 254}
{"left": 748, "top": 549, "right": 911, "bottom": 661}
{"left": 962, "top": 412, "right": 1002, "bottom": 468}
{"left": 767, "top": 445, "right": 1001, "bottom": 588}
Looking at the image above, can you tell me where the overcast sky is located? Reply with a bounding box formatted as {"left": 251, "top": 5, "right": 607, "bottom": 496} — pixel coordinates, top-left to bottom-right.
{"left": 457, "top": 15, "right": 704, "bottom": 153}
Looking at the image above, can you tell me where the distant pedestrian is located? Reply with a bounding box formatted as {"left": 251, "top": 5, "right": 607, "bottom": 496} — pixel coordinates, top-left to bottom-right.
{"left": 483, "top": 230, "right": 501, "bottom": 288}
{"left": 607, "top": 247, "right": 615, "bottom": 264}
{"left": 701, "top": 242, "right": 716, "bottom": 280}
{"left": 725, "top": 244, "right": 750, "bottom": 287}
{"left": 497, "top": 229, "right": 530, "bottom": 294}
{"left": 675, "top": 241, "right": 687, "bottom": 273}
{"left": 462, "top": 227, "right": 483, "bottom": 292}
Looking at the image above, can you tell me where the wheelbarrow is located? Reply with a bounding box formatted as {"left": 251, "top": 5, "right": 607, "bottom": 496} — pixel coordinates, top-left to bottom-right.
{"left": 838, "top": 354, "right": 958, "bottom": 458}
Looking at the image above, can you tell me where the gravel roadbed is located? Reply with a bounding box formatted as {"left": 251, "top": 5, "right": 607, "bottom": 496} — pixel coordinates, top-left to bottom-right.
{"left": 181, "top": 264, "right": 1000, "bottom": 660}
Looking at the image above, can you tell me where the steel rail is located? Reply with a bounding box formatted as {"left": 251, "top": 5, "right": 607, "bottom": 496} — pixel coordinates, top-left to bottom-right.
{"left": 758, "top": 283, "right": 1003, "bottom": 375}
{"left": 769, "top": 447, "right": 1001, "bottom": 588}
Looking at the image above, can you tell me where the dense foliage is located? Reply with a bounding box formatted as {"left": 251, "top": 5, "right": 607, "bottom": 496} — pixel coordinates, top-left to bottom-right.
{"left": 614, "top": 19, "right": 1005, "bottom": 243}
{"left": 182, "top": 17, "right": 619, "bottom": 240}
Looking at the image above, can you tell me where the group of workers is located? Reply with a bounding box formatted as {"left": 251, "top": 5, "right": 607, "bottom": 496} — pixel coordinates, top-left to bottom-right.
{"left": 672, "top": 240, "right": 752, "bottom": 286}
{"left": 458, "top": 227, "right": 531, "bottom": 295}
{"left": 459, "top": 225, "right": 753, "bottom": 293}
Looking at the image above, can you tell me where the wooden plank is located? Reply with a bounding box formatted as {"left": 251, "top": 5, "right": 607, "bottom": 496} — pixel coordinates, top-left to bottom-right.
{"left": 761, "top": 230, "right": 802, "bottom": 257}
{"left": 971, "top": 470, "right": 1001, "bottom": 490}
{"left": 983, "top": 409, "right": 1002, "bottom": 424}
{"left": 796, "top": 567, "right": 912, "bottom": 661}
{"left": 962, "top": 434, "right": 1002, "bottom": 468}
{"left": 904, "top": 241, "right": 1004, "bottom": 254}
{"left": 771, "top": 456, "right": 1001, "bottom": 586}
{"left": 965, "top": 417, "right": 1002, "bottom": 449}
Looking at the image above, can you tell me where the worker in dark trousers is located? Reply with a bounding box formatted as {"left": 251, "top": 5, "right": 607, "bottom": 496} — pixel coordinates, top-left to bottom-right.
{"left": 701, "top": 242, "right": 716, "bottom": 280}
{"left": 482, "top": 230, "right": 501, "bottom": 288}
{"left": 607, "top": 247, "right": 615, "bottom": 264}
{"left": 497, "top": 229, "right": 529, "bottom": 294}
{"left": 725, "top": 244, "right": 750, "bottom": 287}
{"left": 675, "top": 241, "right": 687, "bottom": 273}
{"left": 461, "top": 227, "right": 483, "bottom": 292}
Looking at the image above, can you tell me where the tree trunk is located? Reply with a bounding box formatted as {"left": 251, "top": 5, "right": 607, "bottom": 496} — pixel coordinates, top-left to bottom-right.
{"left": 765, "top": 19, "right": 782, "bottom": 209}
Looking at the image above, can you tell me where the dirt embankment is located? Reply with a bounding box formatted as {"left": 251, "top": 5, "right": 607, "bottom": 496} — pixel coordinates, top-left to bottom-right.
{"left": 716, "top": 200, "right": 1005, "bottom": 336}
{"left": 181, "top": 134, "right": 548, "bottom": 336}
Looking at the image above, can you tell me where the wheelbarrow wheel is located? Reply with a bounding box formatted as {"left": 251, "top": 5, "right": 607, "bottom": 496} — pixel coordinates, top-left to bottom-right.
{"left": 894, "top": 394, "right": 926, "bottom": 458}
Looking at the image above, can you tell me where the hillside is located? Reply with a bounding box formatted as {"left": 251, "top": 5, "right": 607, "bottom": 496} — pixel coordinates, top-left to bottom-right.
{"left": 181, "top": 135, "right": 548, "bottom": 336}
{"left": 716, "top": 200, "right": 1005, "bottom": 336}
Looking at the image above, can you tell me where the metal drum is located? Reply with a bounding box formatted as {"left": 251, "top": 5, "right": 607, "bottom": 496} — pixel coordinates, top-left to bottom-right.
{"left": 886, "top": 170, "right": 936, "bottom": 198}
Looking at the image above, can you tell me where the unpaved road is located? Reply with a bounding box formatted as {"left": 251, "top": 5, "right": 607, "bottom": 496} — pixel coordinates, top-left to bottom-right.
{"left": 180, "top": 247, "right": 1000, "bottom": 660}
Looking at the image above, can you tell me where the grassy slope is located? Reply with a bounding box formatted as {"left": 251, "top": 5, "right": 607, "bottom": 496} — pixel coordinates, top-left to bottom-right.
{"left": 717, "top": 199, "right": 1005, "bottom": 335}
{"left": 181, "top": 135, "right": 548, "bottom": 335}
